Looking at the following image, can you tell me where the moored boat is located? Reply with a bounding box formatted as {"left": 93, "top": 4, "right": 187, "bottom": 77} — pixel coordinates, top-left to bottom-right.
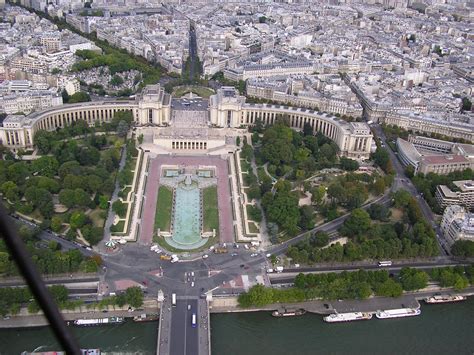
{"left": 73, "top": 317, "right": 124, "bottom": 326}
{"left": 323, "top": 312, "right": 372, "bottom": 323}
{"left": 272, "top": 308, "right": 306, "bottom": 317}
{"left": 424, "top": 295, "right": 467, "bottom": 304}
{"left": 133, "top": 313, "right": 160, "bottom": 322}
{"left": 375, "top": 308, "right": 421, "bottom": 319}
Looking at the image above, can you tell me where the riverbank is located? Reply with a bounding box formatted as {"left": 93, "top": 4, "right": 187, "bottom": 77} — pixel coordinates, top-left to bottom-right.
{"left": 209, "top": 287, "right": 474, "bottom": 315}
{"left": 0, "top": 299, "right": 159, "bottom": 329}
{"left": 2, "top": 287, "right": 473, "bottom": 329}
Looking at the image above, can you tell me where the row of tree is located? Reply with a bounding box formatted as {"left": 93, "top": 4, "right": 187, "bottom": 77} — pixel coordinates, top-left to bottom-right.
{"left": 287, "top": 189, "right": 438, "bottom": 264}
{"left": 0, "top": 285, "right": 79, "bottom": 316}
{"left": 238, "top": 265, "right": 474, "bottom": 308}
{"left": 0, "top": 224, "right": 99, "bottom": 276}
{"left": 410, "top": 169, "right": 474, "bottom": 213}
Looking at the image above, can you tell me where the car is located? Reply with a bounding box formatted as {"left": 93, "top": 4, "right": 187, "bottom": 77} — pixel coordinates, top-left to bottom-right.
{"left": 244, "top": 244, "right": 249, "bottom": 250}
{"left": 294, "top": 264, "right": 300, "bottom": 268}
{"left": 202, "top": 254, "right": 209, "bottom": 259}
{"left": 188, "top": 305, "right": 191, "bottom": 310}
{"left": 230, "top": 252, "right": 238, "bottom": 257}
{"left": 323, "top": 304, "right": 330, "bottom": 309}
{"left": 191, "top": 272, "right": 194, "bottom": 277}
{"left": 191, "top": 282, "right": 195, "bottom": 287}
{"left": 266, "top": 253, "right": 271, "bottom": 258}
{"left": 240, "top": 264, "right": 245, "bottom": 268}
{"left": 251, "top": 253, "right": 258, "bottom": 257}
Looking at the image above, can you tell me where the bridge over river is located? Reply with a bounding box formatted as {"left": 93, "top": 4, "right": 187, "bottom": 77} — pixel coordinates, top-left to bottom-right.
{"left": 157, "top": 295, "right": 211, "bottom": 355}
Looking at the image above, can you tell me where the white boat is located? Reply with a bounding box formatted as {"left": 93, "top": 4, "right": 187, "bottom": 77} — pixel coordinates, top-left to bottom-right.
{"left": 73, "top": 317, "right": 124, "bottom": 326}
{"left": 323, "top": 312, "right": 373, "bottom": 323}
{"left": 375, "top": 308, "right": 421, "bottom": 319}
{"left": 424, "top": 295, "right": 467, "bottom": 304}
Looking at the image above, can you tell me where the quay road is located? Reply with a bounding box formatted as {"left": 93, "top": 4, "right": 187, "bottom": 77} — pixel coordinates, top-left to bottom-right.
{"left": 269, "top": 258, "right": 470, "bottom": 285}
{"left": 157, "top": 295, "right": 210, "bottom": 355}
{"left": 371, "top": 123, "right": 450, "bottom": 255}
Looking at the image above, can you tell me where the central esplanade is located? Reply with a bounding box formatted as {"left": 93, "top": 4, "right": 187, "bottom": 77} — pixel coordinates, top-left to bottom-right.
{"left": 0, "top": 85, "right": 373, "bottom": 160}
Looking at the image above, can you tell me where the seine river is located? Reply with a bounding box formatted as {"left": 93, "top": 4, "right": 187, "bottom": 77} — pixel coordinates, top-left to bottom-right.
{"left": 1, "top": 298, "right": 473, "bottom": 354}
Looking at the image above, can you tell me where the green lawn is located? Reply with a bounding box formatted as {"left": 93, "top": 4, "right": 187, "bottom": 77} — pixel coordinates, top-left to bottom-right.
{"left": 203, "top": 187, "right": 219, "bottom": 234}
{"left": 155, "top": 186, "right": 173, "bottom": 232}
{"left": 88, "top": 208, "right": 106, "bottom": 228}
{"left": 248, "top": 222, "right": 259, "bottom": 233}
{"left": 110, "top": 220, "right": 125, "bottom": 233}
{"left": 173, "top": 86, "right": 215, "bottom": 98}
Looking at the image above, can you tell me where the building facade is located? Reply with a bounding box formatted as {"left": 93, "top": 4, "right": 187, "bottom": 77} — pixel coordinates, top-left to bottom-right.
{"left": 0, "top": 85, "right": 373, "bottom": 159}
{"left": 396, "top": 136, "right": 474, "bottom": 175}
{"left": 440, "top": 205, "right": 474, "bottom": 245}
{"left": 435, "top": 180, "right": 474, "bottom": 212}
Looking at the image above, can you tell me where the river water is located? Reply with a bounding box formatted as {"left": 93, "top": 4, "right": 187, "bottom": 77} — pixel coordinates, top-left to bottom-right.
{"left": 1, "top": 298, "right": 473, "bottom": 354}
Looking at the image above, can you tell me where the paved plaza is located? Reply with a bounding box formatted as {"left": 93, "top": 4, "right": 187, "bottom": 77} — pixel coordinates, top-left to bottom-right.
{"left": 140, "top": 155, "right": 234, "bottom": 247}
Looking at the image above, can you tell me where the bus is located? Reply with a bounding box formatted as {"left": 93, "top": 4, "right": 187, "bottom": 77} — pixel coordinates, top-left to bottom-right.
{"left": 378, "top": 260, "right": 392, "bottom": 267}
{"left": 191, "top": 313, "right": 197, "bottom": 328}
{"left": 171, "top": 293, "right": 176, "bottom": 307}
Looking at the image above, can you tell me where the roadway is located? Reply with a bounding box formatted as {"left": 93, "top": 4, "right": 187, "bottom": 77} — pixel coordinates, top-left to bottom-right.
{"left": 371, "top": 123, "right": 450, "bottom": 255}
{"left": 269, "top": 259, "right": 468, "bottom": 285}
{"left": 169, "top": 298, "right": 199, "bottom": 355}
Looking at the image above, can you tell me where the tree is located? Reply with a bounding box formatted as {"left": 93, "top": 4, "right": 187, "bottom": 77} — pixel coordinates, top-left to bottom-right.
{"left": 341, "top": 209, "right": 371, "bottom": 237}
{"left": 51, "top": 216, "right": 63, "bottom": 232}
{"left": 238, "top": 284, "right": 273, "bottom": 307}
{"left": 70, "top": 211, "right": 87, "bottom": 230}
{"left": 59, "top": 189, "right": 76, "bottom": 208}
{"left": 31, "top": 156, "right": 59, "bottom": 178}
{"left": 372, "top": 147, "right": 392, "bottom": 173}
{"left": 112, "top": 200, "right": 127, "bottom": 217}
{"left": 99, "top": 195, "right": 109, "bottom": 210}
{"left": 399, "top": 267, "right": 428, "bottom": 291}
{"left": 74, "top": 188, "right": 92, "bottom": 207}
{"left": 110, "top": 75, "right": 124, "bottom": 86}
{"left": 81, "top": 225, "right": 103, "bottom": 245}
{"left": 368, "top": 204, "right": 390, "bottom": 221}
{"left": 451, "top": 240, "right": 474, "bottom": 257}
{"left": 117, "top": 120, "right": 129, "bottom": 137}
{"left": 303, "top": 122, "right": 313, "bottom": 136}
{"left": 1, "top": 181, "right": 19, "bottom": 202}
{"left": 461, "top": 97, "right": 472, "bottom": 112}
{"left": 247, "top": 185, "right": 261, "bottom": 201}
{"left": 375, "top": 279, "right": 403, "bottom": 297}
{"left": 340, "top": 157, "right": 359, "bottom": 171}
{"left": 299, "top": 205, "right": 315, "bottom": 230}
{"left": 311, "top": 186, "right": 326, "bottom": 206}
{"left": 61, "top": 89, "right": 70, "bottom": 103}
{"left": 372, "top": 177, "right": 386, "bottom": 195}
{"left": 310, "top": 231, "right": 329, "bottom": 247}
{"left": 125, "top": 286, "right": 144, "bottom": 308}
{"left": 68, "top": 92, "right": 91, "bottom": 103}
